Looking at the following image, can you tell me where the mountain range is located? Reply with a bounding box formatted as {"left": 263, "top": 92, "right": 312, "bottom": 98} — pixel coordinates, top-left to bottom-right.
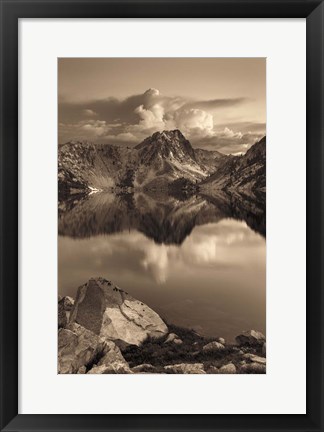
{"left": 58, "top": 130, "right": 266, "bottom": 197}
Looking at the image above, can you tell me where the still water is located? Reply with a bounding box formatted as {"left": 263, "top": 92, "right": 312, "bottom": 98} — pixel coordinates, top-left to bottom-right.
{"left": 58, "top": 191, "right": 266, "bottom": 342}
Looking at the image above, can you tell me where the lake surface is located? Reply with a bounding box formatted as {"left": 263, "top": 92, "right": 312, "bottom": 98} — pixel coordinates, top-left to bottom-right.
{"left": 58, "top": 191, "right": 266, "bottom": 342}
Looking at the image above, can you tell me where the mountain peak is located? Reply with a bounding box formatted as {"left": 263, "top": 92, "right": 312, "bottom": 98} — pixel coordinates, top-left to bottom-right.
{"left": 135, "top": 129, "right": 187, "bottom": 149}
{"left": 134, "top": 129, "right": 198, "bottom": 168}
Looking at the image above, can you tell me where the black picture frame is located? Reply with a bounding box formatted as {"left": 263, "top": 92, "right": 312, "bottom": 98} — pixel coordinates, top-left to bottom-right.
{"left": 1, "top": 1, "right": 323, "bottom": 431}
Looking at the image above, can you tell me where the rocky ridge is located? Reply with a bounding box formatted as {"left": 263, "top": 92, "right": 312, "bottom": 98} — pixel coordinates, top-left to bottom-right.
{"left": 58, "top": 131, "right": 264, "bottom": 197}
{"left": 201, "top": 136, "right": 266, "bottom": 193}
{"left": 58, "top": 277, "right": 266, "bottom": 374}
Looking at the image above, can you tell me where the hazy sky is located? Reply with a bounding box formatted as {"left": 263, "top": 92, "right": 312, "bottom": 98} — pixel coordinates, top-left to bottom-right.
{"left": 58, "top": 58, "right": 266, "bottom": 154}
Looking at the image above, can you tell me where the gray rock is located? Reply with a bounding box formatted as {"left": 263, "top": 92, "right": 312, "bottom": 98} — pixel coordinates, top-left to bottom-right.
{"left": 88, "top": 362, "right": 132, "bottom": 374}
{"left": 132, "top": 363, "right": 157, "bottom": 373}
{"left": 69, "top": 277, "right": 168, "bottom": 346}
{"left": 164, "top": 363, "right": 206, "bottom": 374}
{"left": 235, "top": 330, "right": 266, "bottom": 347}
{"left": 217, "top": 337, "right": 226, "bottom": 345}
{"left": 202, "top": 341, "right": 225, "bottom": 352}
{"left": 240, "top": 362, "right": 266, "bottom": 374}
{"left": 58, "top": 323, "right": 108, "bottom": 374}
{"left": 164, "top": 333, "right": 183, "bottom": 345}
{"left": 219, "top": 362, "right": 236, "bottom": 374}
{"left": 97, "top": 341, "right": 129, "bottom": 367}
{"left": 58, "top": 296, "right": 75, "bottom": 329}
{"left": 243, "top": 354, "right": 266, "bottom": 365}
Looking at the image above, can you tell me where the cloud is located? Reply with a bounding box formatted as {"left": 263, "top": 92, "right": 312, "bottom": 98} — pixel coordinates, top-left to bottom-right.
{"left": 184, "top": 97, "right": 248, "bottom": 110}
{"left": 194, "top": 130, "right": 264, "bottom": 154}
{"left": 134, "top": 103, "right": 165, "bottom": 130}
{"left": 82, "top": 109, "right": 97, "bottom": 117}
{"left": 172, "top": 109, "right": 214, "bottom": 135}
{"left": 59, "top": 88, "right": 264, "bottom": 153}
{"left": 81, "top": 120, "right": 108, "bottom": 136}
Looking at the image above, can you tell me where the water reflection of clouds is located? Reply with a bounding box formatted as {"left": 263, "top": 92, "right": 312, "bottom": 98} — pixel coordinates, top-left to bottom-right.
{"left": 60, "top": 219, "right": 265, "bottom": 285}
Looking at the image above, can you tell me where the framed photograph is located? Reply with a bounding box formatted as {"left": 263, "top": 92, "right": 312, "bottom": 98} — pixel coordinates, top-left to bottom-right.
{"left": 1, "top": 0, "right": 323, "bottom": 431}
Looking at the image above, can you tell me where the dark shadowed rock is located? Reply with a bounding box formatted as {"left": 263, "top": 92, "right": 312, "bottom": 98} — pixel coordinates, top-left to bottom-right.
{"left": 240, "top": 362, "right": 266, "bottom": 374}
{"left": 69, "top": 277, "right": 168, "bottom": 346}
{"left": 262, "top": 342, "right": 266, "bottom": 356}
{"left": 206, "top": 365, "right": 219, "bottom": 374}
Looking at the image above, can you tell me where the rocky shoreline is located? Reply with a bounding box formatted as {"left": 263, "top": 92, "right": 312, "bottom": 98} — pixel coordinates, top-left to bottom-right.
{"left": 58, "top": 277, "right": 266, "bottom": 374}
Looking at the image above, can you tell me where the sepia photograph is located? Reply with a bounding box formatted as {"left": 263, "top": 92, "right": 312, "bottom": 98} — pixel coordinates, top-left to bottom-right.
{"left": 58, "top": 58, "right": 266, "bottom": 375}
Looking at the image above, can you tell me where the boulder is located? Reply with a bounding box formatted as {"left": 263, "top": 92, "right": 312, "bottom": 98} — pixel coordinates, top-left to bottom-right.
{"left": 240, "top": 362, "right": 266, "bottom": 374}
{"left": 88, "top": 361, "right": 132, "bottom": 374}
{"left": 235, "top": 330, "right": 266, "bottom": 347}
{"left": 69, "top": 277, "right": 168, "bottom": 346}
{"left": 202, "top": 341, "right": 225, "bottom": 353}
{"left": 164, "top": 333, "right": 183, "bottom": 345}
{"left": 58, "top": 323, "right": 108, "bottom": 374}
{"left": 243, "top": 354, "right": 266, "bottom": 365}
{"left": 58, "top": 296, "right": 75, "bottom": 329}
{"left": 164, "top": 363, "right": 206, "bottom": 374}
{"left": 218, "top": 337, "right": 226, "bottom": 345}
{"left": 132, "top": 363, "right": 157, "bottom": 373}
{"left": 219, "top": 363, "right": 236, "bottom": 374}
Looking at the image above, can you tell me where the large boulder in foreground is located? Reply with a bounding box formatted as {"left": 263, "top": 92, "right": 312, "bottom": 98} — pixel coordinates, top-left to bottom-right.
{"left": 235, "top": 330, "right": 266, "bottom": 347}
{"left": 58, "top": 322, "right": 131, "bottom": 374}
{"left": 58, "top": 323, "right": 108, "bottom": 374}
{"left": 70, "top": 277, "right": 168, "bottom": 346}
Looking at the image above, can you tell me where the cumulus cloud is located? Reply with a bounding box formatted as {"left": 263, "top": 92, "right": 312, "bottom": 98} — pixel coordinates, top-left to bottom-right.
{"left": 172, "top": 109, "right": 214, "bottom": 134}
{"left": 59, "top": 88, "right": 264, "bottom": 153}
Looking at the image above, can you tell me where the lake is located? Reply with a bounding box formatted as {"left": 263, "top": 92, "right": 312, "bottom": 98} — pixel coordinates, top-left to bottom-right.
{"left": 58, "top": 191, "right": 266, "bottom": 342}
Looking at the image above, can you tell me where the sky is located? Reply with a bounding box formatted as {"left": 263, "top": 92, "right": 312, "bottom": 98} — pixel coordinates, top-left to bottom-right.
{"left": 58, "top": 58, "right": 266, "bottom": 154}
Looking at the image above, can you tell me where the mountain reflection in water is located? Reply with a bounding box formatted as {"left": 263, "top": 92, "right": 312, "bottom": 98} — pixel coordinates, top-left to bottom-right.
{"left": 58, "top": 191, "right": 266, "bottom": 342}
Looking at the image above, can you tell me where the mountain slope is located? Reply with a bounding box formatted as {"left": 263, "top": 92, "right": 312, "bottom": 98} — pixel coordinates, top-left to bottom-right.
{"left": 200, "top": 136, "right": 266, "bottom": 193}
{"left": 58, "top": 141, "right": 139, "bottom": 196}
{"left": 194, "top": 148, "right": 228, "bottom": 174}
